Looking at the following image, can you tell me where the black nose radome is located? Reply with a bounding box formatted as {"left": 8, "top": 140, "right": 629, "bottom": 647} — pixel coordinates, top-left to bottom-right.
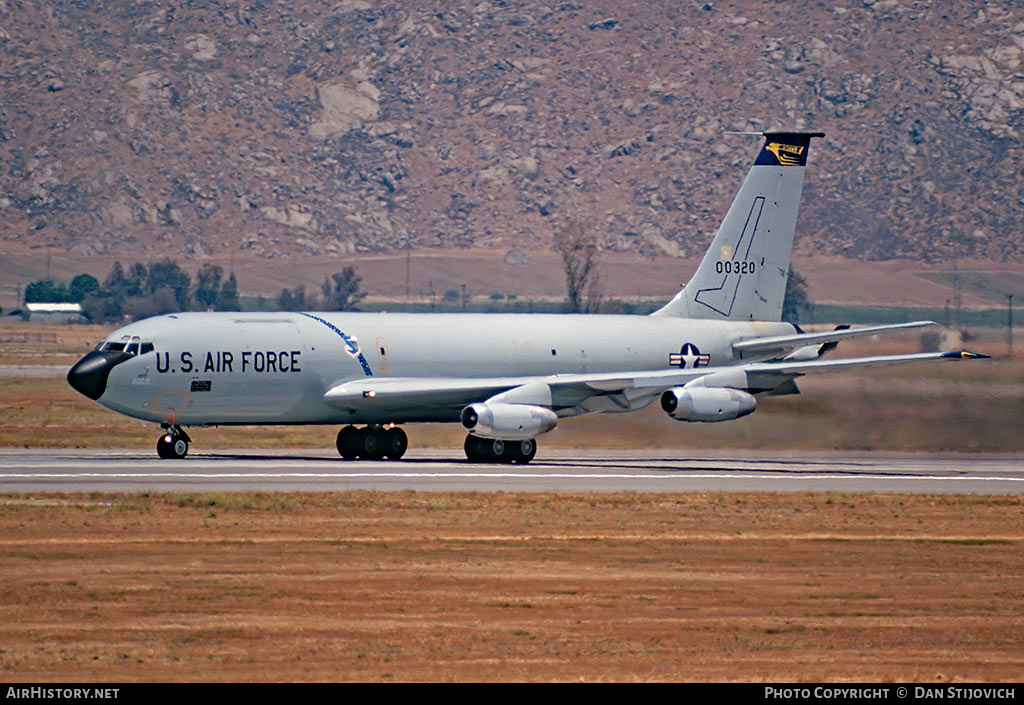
{"left": 67, "top": 351, "right": 130, "bottom": 400}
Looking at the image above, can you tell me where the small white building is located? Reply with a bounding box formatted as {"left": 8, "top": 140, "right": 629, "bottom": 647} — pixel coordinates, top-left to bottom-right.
{"left": 25, "top": 303, "right": 86, "bottom": 324}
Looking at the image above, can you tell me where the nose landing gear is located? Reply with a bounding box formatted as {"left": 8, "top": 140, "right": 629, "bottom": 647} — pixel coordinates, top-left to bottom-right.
{"left": 156, "top": 426, "right": 191, "bottom": 459}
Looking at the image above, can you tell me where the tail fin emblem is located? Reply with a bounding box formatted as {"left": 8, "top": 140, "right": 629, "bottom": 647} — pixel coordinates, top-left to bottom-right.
{"left": 765, "top": 142, "right": 805, "bottom": 166}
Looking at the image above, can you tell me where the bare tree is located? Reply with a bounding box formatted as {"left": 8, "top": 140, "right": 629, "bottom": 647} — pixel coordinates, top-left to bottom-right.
{"left": 553, "top": 221, "right": 602, "bottom": 313}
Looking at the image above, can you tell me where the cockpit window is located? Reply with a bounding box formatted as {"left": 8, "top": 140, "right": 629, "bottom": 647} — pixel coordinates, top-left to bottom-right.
{"left": 97, "top": 338, "right": 155, "bottom": 356}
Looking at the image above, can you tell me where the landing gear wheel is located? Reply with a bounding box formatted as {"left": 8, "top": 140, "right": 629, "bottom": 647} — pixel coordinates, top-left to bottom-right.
{"left": 466, "top": 435, "right": 498, "bottom": 462}
{"left": 337, "top": 425, "right": 361, "bottom": 459}
{"left": 156, "top": 428, "right": 189, "bottom": 459}
{"left": 359, "top": 426, "right": 385, "bottom": 460}
{"left": 382, "top": 427, "right": 408, "bottom": 460}
{"left": 489, "top": 439, "right": 510, "bottom": 463}
{"left": 464, "top": 435, "right": 536, "bottom": 463}
{"left": 511, "top": 438, "right": 537, "bottom": 464}
{"left": 464, "top": 434, "right": 487, "bottom": 462}
{"left": 337, "top": 425, "right": 407, "bottom": 460}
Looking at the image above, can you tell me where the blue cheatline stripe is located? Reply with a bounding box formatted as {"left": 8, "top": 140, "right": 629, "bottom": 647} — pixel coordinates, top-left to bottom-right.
{"left": 297, "top": 312, "right": 374, "bottom": 377}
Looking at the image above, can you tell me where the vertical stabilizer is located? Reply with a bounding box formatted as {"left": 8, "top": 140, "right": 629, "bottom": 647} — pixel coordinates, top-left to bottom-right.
{"left": 653, "top": 132, "right": 824, "bottom": 321}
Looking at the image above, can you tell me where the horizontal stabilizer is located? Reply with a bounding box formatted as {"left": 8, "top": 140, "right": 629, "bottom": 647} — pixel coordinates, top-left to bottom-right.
{"left": 740, "top": 349, "right": 989, "bottom": 376}
{"left": 732, "top": 321, "right": 936, "bottom": 355}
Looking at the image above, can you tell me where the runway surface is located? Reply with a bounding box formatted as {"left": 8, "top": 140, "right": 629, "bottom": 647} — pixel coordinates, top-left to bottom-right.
{"left": 1, "top": 448, "right": 1022, "bottom": 494}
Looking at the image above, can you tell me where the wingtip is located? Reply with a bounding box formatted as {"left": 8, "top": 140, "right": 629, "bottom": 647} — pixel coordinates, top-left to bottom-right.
{"left": 940, "top": 350, "right": 991, "bottom": 360}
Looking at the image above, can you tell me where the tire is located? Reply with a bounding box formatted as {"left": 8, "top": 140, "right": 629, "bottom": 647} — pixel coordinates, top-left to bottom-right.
{"left": 489, "top": 439, "right": 509, "bottom": 463}
{"left": 511, "top": 439, "right": 536, "bottom": 464}
{"left": 382, "top": 427, "right": 408, "bottom": 460}
{"left": 337, "top": 425, "right": 361, "bottom": 459}
{"left": 464, "top": 434, "right": 486, "bottom": 462}
{"left": 360, "top": 427, "right": 385, "bottom": 460}
{"left": 156, "top": 433, "right": 188, "bottom": 459}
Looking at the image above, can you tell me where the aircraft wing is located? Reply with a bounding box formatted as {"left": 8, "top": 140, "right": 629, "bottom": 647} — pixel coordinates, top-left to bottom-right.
{"left": 324, "top": 376, "right": 530, "bottom": 406}
{"left": 322, "top": 350, "right": 987, "bottom": 419}
{"left": 322, "top": 372, "right": 700, "bottom": 417}
{"left": 547, "top": 350, "right": 987, "bottom": 405}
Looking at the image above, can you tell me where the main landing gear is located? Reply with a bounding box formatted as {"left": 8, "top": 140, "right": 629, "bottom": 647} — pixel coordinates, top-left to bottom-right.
{"left": 157, "top": 425, "right": 191, "bottom": 459}
{"left": 332, "top": 425, "right": 538, "bottom": 464}
{"left": 336, "top": 424, "right": 408, "bottom": 460}
{"left": 464, "top": 435, "right": 537, "bottom": 464}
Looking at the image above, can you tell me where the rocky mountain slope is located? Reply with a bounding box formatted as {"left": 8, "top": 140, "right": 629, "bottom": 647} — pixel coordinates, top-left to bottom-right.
{"left": 2, "top": 0, "right": 1022, "bottom": 266}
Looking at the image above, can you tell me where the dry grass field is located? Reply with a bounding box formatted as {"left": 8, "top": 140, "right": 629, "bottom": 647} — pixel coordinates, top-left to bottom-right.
{"left": 1, "top": 492, "right": 1023, "bottom": 682}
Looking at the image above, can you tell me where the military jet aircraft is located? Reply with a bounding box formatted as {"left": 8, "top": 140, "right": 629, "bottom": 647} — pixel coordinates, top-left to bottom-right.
{"left": 67, "top": 132, "right": 986, "bottom": 462}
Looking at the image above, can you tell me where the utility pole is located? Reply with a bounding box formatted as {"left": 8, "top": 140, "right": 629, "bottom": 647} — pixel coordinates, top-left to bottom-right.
{"left": 1009, "top": 294, "right": 1014, "bottom": 357}
{"left": 405, "top": 243, "right": 411, "bottom": 301}
{"left": 953, "top": 264, "right": 962, "bottom": 328}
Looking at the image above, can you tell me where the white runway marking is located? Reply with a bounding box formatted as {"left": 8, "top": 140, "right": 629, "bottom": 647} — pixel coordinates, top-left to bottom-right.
{"left": 2, "top": 450, "right": 1022, "bottom": 493}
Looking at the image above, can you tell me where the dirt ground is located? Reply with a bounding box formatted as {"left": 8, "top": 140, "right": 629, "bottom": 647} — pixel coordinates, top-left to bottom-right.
{"left": 1, "top": 492, "right": 1022, "bottom": 682}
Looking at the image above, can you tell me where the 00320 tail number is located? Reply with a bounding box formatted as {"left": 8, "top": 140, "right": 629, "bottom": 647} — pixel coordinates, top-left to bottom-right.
{"left": 715, "top": 260, "right": 756, "bottom": 275}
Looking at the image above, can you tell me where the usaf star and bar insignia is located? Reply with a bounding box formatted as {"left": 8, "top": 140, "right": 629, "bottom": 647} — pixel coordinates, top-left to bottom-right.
{"left": 669, "top": 343, "right": 710, "bottom": 369}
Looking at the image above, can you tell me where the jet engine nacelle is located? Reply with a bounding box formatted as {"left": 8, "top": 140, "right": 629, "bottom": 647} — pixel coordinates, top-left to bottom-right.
{"left": 660, "top": 387, "right": 756, "bottom": 422}
{"left": 460, "top": 402, "right": 558, "bottom": 440}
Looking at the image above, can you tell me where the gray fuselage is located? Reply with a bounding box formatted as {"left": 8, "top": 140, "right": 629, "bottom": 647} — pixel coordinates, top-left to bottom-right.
{"left": 90, "top": 311, "right": 794, "bottom": 427}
